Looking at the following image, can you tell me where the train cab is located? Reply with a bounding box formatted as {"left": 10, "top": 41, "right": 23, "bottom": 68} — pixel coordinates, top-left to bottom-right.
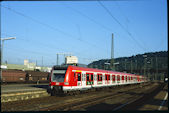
{"left": 49, "top": 66, "right": 69, "bottom": 95}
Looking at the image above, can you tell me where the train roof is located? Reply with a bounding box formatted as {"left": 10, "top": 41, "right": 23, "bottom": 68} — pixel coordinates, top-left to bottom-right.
{"left": 53, "top": 65, "right": 68, "bottom": 70}
{"left": 53, "top": 65, "right": 144, "bottom": 77}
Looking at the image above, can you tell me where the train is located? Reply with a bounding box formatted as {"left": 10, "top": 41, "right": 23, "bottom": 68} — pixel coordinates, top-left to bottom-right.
{"left": 1, "top": 69, "right": 50, "bottom": 84}
{"left": 49, "top": 65, "right": 147, "bottom": 95}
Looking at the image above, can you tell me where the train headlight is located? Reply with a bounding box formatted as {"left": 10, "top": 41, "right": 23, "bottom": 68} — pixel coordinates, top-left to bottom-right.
{"left": 64, "top": 82, "right": 69, "bottom": 85}
{"left": 50, "top": 86, "right": 53, "bottom": 89}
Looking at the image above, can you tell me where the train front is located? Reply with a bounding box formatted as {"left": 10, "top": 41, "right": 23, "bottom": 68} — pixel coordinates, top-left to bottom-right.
{"left": 49, "top": 65, "right": 69, "bottom": 95}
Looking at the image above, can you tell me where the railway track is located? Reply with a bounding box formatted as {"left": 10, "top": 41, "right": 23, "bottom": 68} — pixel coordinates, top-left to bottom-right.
{"left": 2, "top": 82, "right": 160, "bottom": 111}
{"left": 113, "top": 82, "right": 165, "bottom": 111}
{"left": 40, "top": 82, "right": 154, "bottom": 111}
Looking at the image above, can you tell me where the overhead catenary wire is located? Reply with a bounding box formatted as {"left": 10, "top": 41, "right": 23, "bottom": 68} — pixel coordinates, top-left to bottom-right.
{"left": 2, "top": 4, "right": 131, "bottom": 64}
{"left": 1, "top": 5, "right": 110, "bottom": 57}
{"left": 63, "top": 3, "right": 114, "bottom": 33}
{"left": 115, "top": 1, "right": 152, "bottom": 52}
{"left": 63, "top": 2, "right": 144, "bottom": 58}
{"left": 115, "top": 1, "right": 130, "bottom": 28}
{"left": 97, "top": 0, "right": 147, "bottom": 52}
{"left": 63, "top": 3, "right": 121, "bottom": 57}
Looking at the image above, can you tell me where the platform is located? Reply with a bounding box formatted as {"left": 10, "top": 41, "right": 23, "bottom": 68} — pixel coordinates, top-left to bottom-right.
{"left": 1, "top": 83, "right": 50, "bottom": 103}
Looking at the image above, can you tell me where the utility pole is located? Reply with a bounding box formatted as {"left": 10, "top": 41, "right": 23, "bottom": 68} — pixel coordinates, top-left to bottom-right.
{"left": 135, "top": 59, "right": 137, "bottom": 74}
{"left": 110, "top": 33, "right": 114, "bottom": 71}
{"left": 114, "top": 62, "right": 119, "bottom": 71}
{"left": 125, "top": 59, "right": 127, "bottom": 72}
{"left": 0, "top": 37, "right": 16, "bottom": 81}
{"left": 56, "top": 53, "right": 72, "bottom": 66}
{"left": 42, "top": 56, "right": 43, "bottom": 71}
{"left": 130, "top": 59, "right": 133, "bottom": 73}
{"left": 150, "top": 58, "right": 153, "bottom": 81}
{"left": 143, "top": 55, "right": 147, "bottom": 78}
{"left": 156, "top": 56, "right": 158, "bottom": 81}
{"left": 56, "top": 53, "right": 59, "bottom": 65}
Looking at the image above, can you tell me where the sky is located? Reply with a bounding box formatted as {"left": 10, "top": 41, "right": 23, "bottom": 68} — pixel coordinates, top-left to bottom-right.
{"left": 1, "top": 0, "right": 168, "bottom": 67}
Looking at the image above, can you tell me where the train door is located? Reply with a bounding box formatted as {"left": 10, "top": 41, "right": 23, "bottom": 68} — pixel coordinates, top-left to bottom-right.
{"left": 74, "top": 72, "right": 82, "bottom": 86}
{"left": 110, "top": 74, "right": 112, "bottom": 85}
{"left": 72, "top": 72, "right": 77, "bottom": 86}
{"left": 102, "top": 74, "right": 105, "bottom": 86}
{"left": 125, "top": 75, "right": 127, "bottom": 83}
{"left": 71, "top": 71, "right": 80, "bottom": 86}
{"left": 86, "top": 73, "right": 94, "bottom": 86}
{"left": 117, "top": 75, "right": 120, "bottom": 84}
{"left": 133, "top": 76, "right": 136, "bottom": 83}
{"left": 81, "top": 72, "right": 86, "bottom": 87}
{"left": 94, "top": 72, "right": 97, "bottom": 86}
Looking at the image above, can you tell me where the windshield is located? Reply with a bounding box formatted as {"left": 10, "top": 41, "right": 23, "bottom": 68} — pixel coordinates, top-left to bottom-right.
{"left": 52, "top": 70, "right": 66, "bottom": 82}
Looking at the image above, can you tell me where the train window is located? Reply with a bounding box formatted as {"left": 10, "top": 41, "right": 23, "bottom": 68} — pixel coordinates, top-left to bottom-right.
{"left": 91, "top": 74, "right": 93, "bottom": 81}
{"left": 97, "top": 75, "right": 99, "bottom": 81}
{"left": 100, "top": 75, "right": 102, "bottom": 81}
{"left": 87, "top": 74, "right": 89, "bottom": 81}
{"left": 52, "top": 73, "right": 65, "bottom": 82}
{"left": 52, "top": 70, "right": 66, "bottom": 82}
{"left": 97, "top": 74, "right": 102, "bottom": 81}
{"left": 117, "top": 75, "right": 120, "bottom": 81}
{"left": 122, "top": 76, "right": 124, "bottom": 80}
{"left": 106, "top": 75, "right": 110, "bottom": 80}
{"left": 78, "top": 73, "right": 81, "bottom": 81}
{"left": 112, "top": 75, "right": 115, "bottom": 82}
{"left": 86, "top": 73, "right": 94, "bottom": 85}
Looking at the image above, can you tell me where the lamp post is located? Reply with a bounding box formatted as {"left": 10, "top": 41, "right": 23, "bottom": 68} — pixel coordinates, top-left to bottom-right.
{"left": 105, "top": 62, "right": 119, "bottom": 71}
{"left": 0, "top": 37, "right": 16, "bottom": 80}
{"left": 114, "top": 62, "right": 119, "bottom": 71}
{"left": 104, "top": 62, "right": 110, "bottom": 70}
{"left": 143, "top": 55, "right": 147, "bottom": 78}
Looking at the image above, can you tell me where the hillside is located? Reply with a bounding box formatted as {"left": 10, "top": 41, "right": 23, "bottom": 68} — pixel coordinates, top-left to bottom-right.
{"left": 88, "top": 51, "right": 168, "bottom": 81}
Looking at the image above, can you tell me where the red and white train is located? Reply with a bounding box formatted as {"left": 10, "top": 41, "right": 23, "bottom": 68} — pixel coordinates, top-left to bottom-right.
{"left": 49, "top": 65, "right": 147, "bottom": 95}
